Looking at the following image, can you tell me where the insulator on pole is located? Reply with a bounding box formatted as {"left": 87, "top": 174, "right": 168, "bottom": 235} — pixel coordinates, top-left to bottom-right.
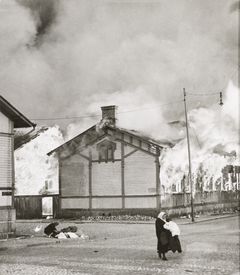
{"left": 219, "top": 92, "right": 223, "bottom": 106}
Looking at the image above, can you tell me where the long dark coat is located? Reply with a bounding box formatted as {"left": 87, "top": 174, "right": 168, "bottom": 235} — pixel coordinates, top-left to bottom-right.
{"left": 155, "top": 218, "right": 171, "bottom": 254}
{"left": 44, "top": 223, "right": 60, "bottom": 238}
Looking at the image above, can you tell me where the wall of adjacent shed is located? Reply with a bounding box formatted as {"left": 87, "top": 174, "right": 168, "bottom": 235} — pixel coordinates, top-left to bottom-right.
{"left": 0, "top": 111, "right": 15, "bottom": 238}
{"left": 0, "top": 112, "right": 13, "bottom": 204}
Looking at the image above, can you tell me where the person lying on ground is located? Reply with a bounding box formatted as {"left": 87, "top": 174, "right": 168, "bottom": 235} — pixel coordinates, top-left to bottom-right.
{"left": 44, "top": 222, "right": 60, "bottom": 238}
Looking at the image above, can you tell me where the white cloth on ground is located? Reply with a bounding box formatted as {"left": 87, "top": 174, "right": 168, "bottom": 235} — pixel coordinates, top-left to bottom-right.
{"left": 163, "top": 221, "right": 180, "bottom": 236}
{"left": 57, "top": 232, "right": 79, "bottom": 239}
{"left": 57, "top": 232, "right": 67, "bottom": 239}
{"left": 67, "top": 232, "right": 79, "bottom": 239}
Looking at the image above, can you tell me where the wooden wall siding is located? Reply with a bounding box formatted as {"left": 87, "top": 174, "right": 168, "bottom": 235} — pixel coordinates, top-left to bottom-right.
{"left": 61, "top": 198, "right": 89, "bottom": 209}
{"left": 0, "top": 112, "right": 13, "bottom": 133}
{"left": 92, "top": 198, "right": 122, "bottom": 209}
{"left": 124, "top": 150, "right": 156, "bottom": 195}
{"left": 110, "top": 129, "right": 155, "bottom": 153}
{"left": 0, "top": 191, "right": 12, "bottom": 206}
{"left": 79, "top": 148, "right": 89, "bottom": 158}
{"left": 61, "top": 154, "right": 88, "bottom": 196}
{"left": 0, "top": 136, "right": 12, "bottom": 187}
{"left": 92, "top": 162, "right": 121, "bottom": 195}
{"left": 15, "top": 196, "right": 42, "bottom": 219}
{"left": 14, "top": 195, "right": 59, "bottom": 219}
{"left": 124, "top": 143, "right": 138, "bottom": 156}
{"left": 125, "top": 197, "right": 156, "bottom": 208}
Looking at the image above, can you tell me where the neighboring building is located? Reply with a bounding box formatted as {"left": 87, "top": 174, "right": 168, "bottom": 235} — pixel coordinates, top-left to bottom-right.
{"left": 13, "top": 126, "right": 64, "bottom": 219}
{"left": 0, "top": 95, "right": 34, "bottom": 238}
{"left": 48, "top": 106, "right": 171, "bottom": 217}
{"left": 14, "top": 126, "right": 63, "bottom": 195}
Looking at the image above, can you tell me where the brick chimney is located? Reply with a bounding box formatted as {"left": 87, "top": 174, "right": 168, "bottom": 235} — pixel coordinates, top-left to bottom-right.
{"left": 101, "top": 105, "right": 117, "bottom": 127}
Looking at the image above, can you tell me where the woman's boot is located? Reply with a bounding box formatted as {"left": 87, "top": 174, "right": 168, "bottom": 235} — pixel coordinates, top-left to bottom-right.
{"left": 162, "top": 253, "right": 167, "bottom": 261}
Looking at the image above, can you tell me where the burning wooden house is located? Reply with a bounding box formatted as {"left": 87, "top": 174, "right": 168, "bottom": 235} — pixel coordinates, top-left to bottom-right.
{"left": 0, "top": 95, "right": 35, "bottom": 238}
{"left": 14, "top": 126, "right": 64, "bottom": 219}
{"left": 48, "top": 106, "right": 171, "bottom": 217}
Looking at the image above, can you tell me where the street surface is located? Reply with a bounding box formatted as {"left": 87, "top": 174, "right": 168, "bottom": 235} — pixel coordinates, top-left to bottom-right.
{"left": 0, "top": 216, "right": 239, "bottom": 275}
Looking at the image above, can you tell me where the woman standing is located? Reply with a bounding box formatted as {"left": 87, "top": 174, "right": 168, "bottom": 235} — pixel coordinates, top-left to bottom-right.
{"left": 155, "top": 212, "right": 171, "bottom": 260}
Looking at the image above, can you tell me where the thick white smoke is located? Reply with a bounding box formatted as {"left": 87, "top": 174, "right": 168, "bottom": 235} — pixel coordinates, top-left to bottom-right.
{"left": 1, "top": 1, "right": 237, "bottom": 196}
{"left": 65, "top": 87, "right": 181, "bottom": 143}
{"left": 15, "top": 126, "right": 64, "bottom": 195}
{"left": 160, "top": 81, "right": 239, "bottom": 193}
{"left": 0, "top": 0, "right": 237, "bottom": 126}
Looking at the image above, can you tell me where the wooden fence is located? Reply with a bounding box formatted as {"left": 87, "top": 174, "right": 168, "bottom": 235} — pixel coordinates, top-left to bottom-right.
{"left": 14, "top": 191, "right": 239, "bottom": 219}
{"left": 161, "top": 190, "right": 239, "bottom": 208}
{"left": 14, "top": 195, "right": 59, "bottom": 219}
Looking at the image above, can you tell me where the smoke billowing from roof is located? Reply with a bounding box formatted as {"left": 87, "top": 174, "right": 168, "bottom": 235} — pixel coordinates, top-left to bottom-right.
{"left": 0, "top": 0, "right": 238, "bottom": 126}
{"left": 2, "top": 1, "right": 238, "bottom": 194}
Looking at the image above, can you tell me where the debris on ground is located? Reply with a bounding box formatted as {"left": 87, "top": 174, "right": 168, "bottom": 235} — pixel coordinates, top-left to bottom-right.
{"left": 34, "top": 225, "right": 42, "bottom": 232}
{"left": 82, "top": 214, "right": 155, "bottom": 222}
{"left": 42, "top": 222, "right": 89, "bottom": 240}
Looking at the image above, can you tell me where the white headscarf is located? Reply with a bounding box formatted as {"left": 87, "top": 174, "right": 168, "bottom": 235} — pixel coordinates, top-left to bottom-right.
{"left": 158, "top": 212, "right": 166, "bottom": 221}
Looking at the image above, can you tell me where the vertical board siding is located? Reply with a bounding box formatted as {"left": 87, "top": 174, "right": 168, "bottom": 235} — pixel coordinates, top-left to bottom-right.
{"left": 14, "top": 196, "right": 42, "bottom": 219}
{"left": 125, "top": 197, "right": 156, "bottom": 208}
{"left": 92, "top": 198, "right": 122, "bottom": 209}
{"left": 92, "top": 162, "right": 121, "bottom": 195}
{"left": 61, "top": 154, "right": 89, "bottom": 196}
{"left": 61, "top": 198, "right": 89, "bottom": 209}
{"left": 125, "top": 150, "right": 156, "bottom": 195}
{"left": 14, "top": 196, "right": 59, "bottom": 219}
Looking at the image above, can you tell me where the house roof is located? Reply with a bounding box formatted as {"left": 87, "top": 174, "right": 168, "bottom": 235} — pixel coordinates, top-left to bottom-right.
{"left": 47, "top": 124, "right": 172, "bottom": 156}
{"left": 14, "top": 126, "right": 49, "bottom": 150}
{"left": 0, "top": 95, "right": 35, "bottom": 128}
{"left": 47, "top": 125, "right": 97, "bottom": 156}
{"left": 110, "top": 126, "right": 173, "bottom": 148}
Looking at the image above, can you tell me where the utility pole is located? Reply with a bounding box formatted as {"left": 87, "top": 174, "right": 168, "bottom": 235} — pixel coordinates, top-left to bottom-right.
{"left": 183, "top": 88, "right": 194, "bottom": 222}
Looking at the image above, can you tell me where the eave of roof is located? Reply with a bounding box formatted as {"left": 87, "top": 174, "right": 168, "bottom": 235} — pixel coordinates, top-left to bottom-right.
{"left": 47, "top": 124, "right": 172, "bottom": 156}
{"left": 14, "top": 126, "right": 48, "bottom": 150}
{"left": 107, "top": 126, "right": 173, "bottom": 148}
{"left": 0, "top": 95, "right": 35, "bottom": 128}
{"left": 47, "top": 125, "right": 96, "bottom": 155}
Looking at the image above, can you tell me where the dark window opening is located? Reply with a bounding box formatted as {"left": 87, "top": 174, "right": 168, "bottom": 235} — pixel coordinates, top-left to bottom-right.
{"left": 97, "top": 141, "right": 116, "bottom": 162}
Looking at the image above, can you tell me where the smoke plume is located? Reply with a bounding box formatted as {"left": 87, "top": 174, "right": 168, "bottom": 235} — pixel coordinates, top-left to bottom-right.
{"left": 0, "top": 0, "right": 238, "bottom": 127}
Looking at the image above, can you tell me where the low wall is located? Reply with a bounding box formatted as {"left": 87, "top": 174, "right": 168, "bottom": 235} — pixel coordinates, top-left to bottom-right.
{"left": 14, "top": 191, "right": 239, "bottom": 219}
{"left": 161, "top": 191, "right": 239, "bottom": 216}
{"left": 161, "top": 191, "right": 239, "bottom": 208}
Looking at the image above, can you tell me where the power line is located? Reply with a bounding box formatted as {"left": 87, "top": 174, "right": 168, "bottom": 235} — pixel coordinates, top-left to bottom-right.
{"left": 29, "top": 65, "right": 239, "bottom": 121}
{"left": 30, "top": 99, "right": 183, "bottom": 121}
{"left": 187, "top": 92, "right": 219, "bottom": 96}
{"left": 31, "top": 114, "right": 101, "bottom": 121}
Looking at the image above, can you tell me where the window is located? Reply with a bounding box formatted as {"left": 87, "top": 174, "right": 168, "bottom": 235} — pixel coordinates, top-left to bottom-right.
{"left": 97, "top": 140, "right": 116, "bottom": 162}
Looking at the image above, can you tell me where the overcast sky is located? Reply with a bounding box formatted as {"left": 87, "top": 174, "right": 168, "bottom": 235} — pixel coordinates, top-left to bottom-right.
{"left": 0, "top": 0, "right": 238, "bottom": 132}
